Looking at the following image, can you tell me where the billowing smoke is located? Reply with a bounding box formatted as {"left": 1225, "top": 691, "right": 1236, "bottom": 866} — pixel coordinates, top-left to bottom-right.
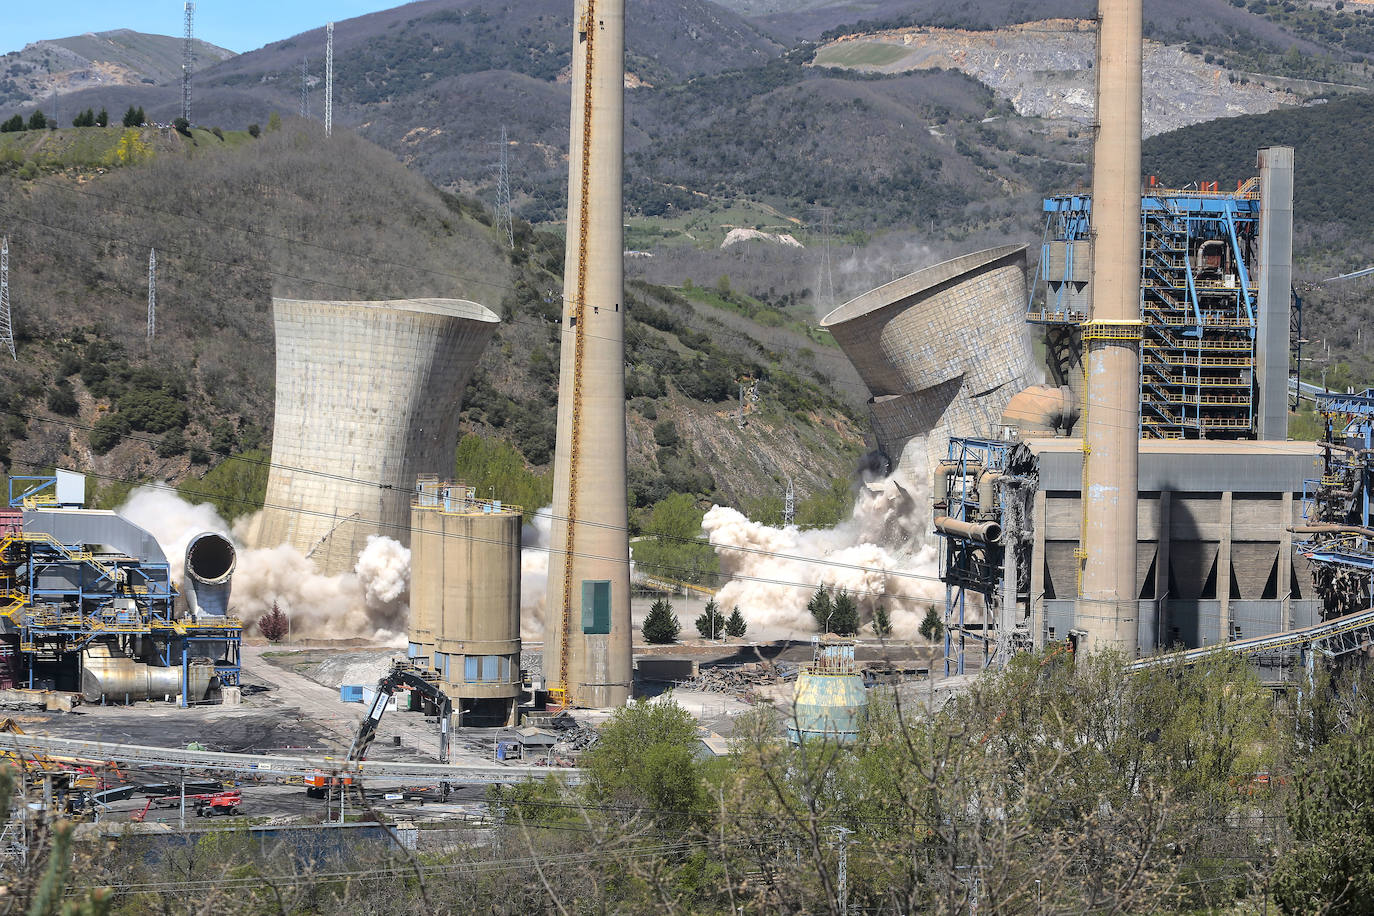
{"left": 703, "top": 466, "right": 943, "bottom": 639}
{"left": 118, "top": 487, "right": 409, "bottom": 642}
{"left": 520, "top": 507, "right": 552, "bottom": 640}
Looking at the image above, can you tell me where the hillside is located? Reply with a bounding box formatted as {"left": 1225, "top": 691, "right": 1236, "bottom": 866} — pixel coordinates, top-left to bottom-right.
{"left": 0, "top": 30, "right": 233, "bottom": 112}
{"left": 0, "top": 121, "right": 865, "bottom": 522}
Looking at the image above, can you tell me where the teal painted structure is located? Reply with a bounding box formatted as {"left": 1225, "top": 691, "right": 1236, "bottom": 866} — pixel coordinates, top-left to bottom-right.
{"left": 787, "top": 641, "right": 866, "bottom": 744}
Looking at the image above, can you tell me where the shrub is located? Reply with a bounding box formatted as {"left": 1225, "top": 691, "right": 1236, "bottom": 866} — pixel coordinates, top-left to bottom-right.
{"left": 173, "top": 117, "right": 190, "bottom": 135}
{"left": 642, "top": 598, "right": 680, "bottom": 644}
{"left": 157, "top": 429, "right": 187, "bottom": 457}
{"left": 258, "top": 602, "right": 288, "bottom": 642}
{"left": 46, "top": 382, "right": 78, "bottom": 417}
{"left": 872, "top": 604, "right": 892, "bottom": 639}
{"left": 89, "top": 413, "right": 129, "bottom": 455}
{"left": 725, "top": 606, "right": 747, "bottom": 638}
{"left": 247, "top": 123, "right": 261, "bottom": 138}
{"left": 695, "top": 599, "right": 725, "bottom": 639}
{"left": 0, "top": 114, "right": 23, "bottom": 132}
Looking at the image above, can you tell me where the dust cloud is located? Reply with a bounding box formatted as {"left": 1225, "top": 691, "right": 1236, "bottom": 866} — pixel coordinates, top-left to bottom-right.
{"left": 118, "top": 487, "right": 410, "bottom": 643}
{"left": 702, "top": 465, "right": 943, "bottom": 640}
{"left": 519, "top": 507, "right": 552, "bottom": 641}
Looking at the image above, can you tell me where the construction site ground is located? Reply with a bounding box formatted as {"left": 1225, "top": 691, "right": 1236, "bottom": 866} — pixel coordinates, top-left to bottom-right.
{"left": 2, "top": 637, "right": 954, "bottom": 828}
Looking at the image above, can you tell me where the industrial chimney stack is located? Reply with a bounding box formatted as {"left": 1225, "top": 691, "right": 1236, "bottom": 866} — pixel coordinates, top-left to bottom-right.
{"left": 1077, "top": 0, "right": 1144, "bottom": 653}
{"left": 545, "top": 0, "right": 633, "bottom": 707}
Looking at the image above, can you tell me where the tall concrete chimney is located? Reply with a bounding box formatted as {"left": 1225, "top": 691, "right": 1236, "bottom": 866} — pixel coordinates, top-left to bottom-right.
{"left": 1076, "top": 0, "right": 1143, "bottom": 654}
{"left": 545, "top": 0, "right": 633, "bottom": 707}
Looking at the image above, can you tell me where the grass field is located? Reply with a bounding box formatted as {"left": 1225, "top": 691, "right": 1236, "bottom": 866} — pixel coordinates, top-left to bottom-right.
{"left": 813, "top": 42, "right": 913, "bottom": 68}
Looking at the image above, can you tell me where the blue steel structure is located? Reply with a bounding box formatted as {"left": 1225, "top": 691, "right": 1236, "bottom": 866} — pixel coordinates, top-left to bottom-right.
{"left": 0, "top": 477, "right": 241, "bottom": 702}
{"left": 1297, "top": 390, "right": 1374, "bottom": 616}
{"left": 1030, "top": 182, "right": 1271, "bottom": 439}
{"left": 934, "top": 437, "right": 1032, "bottom": 675}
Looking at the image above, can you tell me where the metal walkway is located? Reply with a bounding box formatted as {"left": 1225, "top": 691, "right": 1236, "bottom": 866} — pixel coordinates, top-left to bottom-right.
{"left": 1130, "top": 606, "right": 1374, "bottom": 671}
{"left": 0, "top": 733, "right": 582, "bottom": 785}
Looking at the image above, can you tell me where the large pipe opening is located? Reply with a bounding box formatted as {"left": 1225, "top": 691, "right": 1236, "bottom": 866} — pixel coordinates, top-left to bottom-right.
{"left": 187, "top": 533, "right": 236, "bottom": 584}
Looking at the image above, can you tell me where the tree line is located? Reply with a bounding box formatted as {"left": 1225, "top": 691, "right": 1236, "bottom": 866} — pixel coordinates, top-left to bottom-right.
{"left": 1, "top": 106, "right": 147, "bottom": 133}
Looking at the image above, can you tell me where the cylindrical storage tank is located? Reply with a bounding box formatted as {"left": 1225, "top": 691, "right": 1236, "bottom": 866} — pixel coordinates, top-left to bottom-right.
{"left": 821, "top": 246, "right": 1034, "bottom": 477}
{"left": 184, "top": 532, "right": 236, "bottom": 618}
{"left": 81, "top": 645, "right": 213, "bottom": 703}
{"left": 252, "top": 298, "right": 500, "bottom": 576}
{"left": 788, "top": 671, "right": 867, "bottom": 744}
{"left": 787, "top": 641, "right": 867, "bottom": 744}
{"left": 410, "top": 491, "right": 522, "bottom": 718}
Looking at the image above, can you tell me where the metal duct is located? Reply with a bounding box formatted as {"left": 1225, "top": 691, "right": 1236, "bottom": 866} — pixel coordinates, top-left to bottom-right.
{"left": 80, "top": 644, "right": 212, "bottom": 703}
{"left": 1001, "top": 385, "right": 1079, "bottom": 437}
{"left": 933, "top": 516, "right": 1002, "bottom": 544}
{"left": 185, "top": 532, "right": 236, "bottom": 618}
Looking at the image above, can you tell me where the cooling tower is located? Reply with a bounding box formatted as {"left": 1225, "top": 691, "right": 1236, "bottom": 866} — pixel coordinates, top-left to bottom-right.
{"left": 254, "top": 298, "right": 499, "bottom": 576}
{"left": 545, "top": 0, "right": 633, "bottom": 708}
{"left": 409, "top": 483, "right": 522, "bottom": 726}
{"left": 820, "top": 245, "right": 1035, "bottom": 479}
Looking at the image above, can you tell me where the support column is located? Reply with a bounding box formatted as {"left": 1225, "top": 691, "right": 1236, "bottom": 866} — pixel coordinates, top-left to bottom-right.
{"left": 1155, "top": 491, "right": 1171, "bottom": 648}
{"left": 1281, "top": 491, "right": 1295, "bottom": 629}
{"left": 1031, "top": 490, "right": 1047, "bottom": 648}
{"left": 1077, "top": 0, "right": 1143, "bottom": 655}
{"left": 1256, "top": 147, "right": 1295, "bottom": 440}
{"left": 1219, "top": 491, "right": 1233, "bottom": 643}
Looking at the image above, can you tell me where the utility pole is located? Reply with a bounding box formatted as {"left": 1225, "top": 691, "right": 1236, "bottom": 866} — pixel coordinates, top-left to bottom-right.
{"left": 300, "top": 57, "right": 309, "bottom": 119}
{"left": 0, "top": 236, "right": 13, "bottom": 360}
{"left": 495, "top": 126, "right": 515, "bottom": 249}
{"left": 146, "top": 248, "right": 156, "bottom": 347}
{"left": 814, "top": 207, "right": 836, "bottom": 312}
{"left": 831, "top": 826, "right": 853, "bottom": 916}
{"left": 783, "top": 477, "right": 795, "bottom": 527}
{"left": 324, "top": 23, "right": 335, "bottom": 137}
{"left": 182, "top": 3, "right": 195, "bottom": 124}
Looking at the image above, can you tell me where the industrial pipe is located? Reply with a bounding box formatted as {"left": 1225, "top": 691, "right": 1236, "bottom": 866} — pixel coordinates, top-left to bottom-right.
{"left": 933, "top": 461, "right": 984, "bottom": 511}
{"left": 185, "top": 532, "right": 236, "bottom": 618}
{"left": 1000, "top": 385, "right": 1079, "bottom": 436}
{"left": 80, "top": 644, "right": 213, "bottom": 703}
{"left": 978, "top": 471, "right": 1003, "bottom": 517}
{"left": 1290, "top": 524, "right": 1374, "bottom": 540}
{"left": 933, "top": 516, "right": 1002, "bottom": 544}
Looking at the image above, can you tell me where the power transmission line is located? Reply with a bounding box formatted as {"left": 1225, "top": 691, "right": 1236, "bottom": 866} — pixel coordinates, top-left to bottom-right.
{"left": 494, "top": 126, "right": 515, "bottom": 249}
{"left": 300, "top": 57, "right": 310, "bottom": 119}
{"left": 181, "top": 2, "right": 195, "bottom": 124}
{"left": 0, "top": 236, "right": 13, "bottom": 360}
{"left": 146, "top": 247, "right": 156, "bottom": 346}
{"left": 324, "top": 23, "right": 335, "bottom": 137}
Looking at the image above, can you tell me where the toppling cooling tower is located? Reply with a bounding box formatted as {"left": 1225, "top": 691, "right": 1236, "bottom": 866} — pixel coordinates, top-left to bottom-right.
{"left": 820, "top": 245, "right": 1035, "bottom": 479}
{"left": 184, "top": 532, "right": 235, "bottom": 618}
{"left": 252, "top": 298, "right": 499, "bottom": 575}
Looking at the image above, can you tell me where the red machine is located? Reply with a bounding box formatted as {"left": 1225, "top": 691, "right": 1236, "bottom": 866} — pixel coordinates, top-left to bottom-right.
{"left": 193, "top": 791, "right": 241, "bottom": 817}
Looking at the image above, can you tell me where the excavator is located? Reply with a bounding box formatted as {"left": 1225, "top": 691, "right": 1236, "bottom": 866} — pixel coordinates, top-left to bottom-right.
{"left": 306, "top": 662, "right": 452, "bottom": 798}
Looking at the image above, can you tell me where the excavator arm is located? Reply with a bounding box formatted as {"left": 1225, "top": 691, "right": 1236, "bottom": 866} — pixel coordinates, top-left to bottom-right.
{"left": 345, "top": 663, "right": 453, "bottom": 764}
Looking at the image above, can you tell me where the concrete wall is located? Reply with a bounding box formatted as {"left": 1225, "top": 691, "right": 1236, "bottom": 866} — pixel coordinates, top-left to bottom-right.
{"left": 253, "top": 298, "right": 498, "bottom": 576}
{"left": 1028, "top": 439, "right": 1322, "bottom": 654}
{"left": 821, "top": 246, "right": 1035, "bottom": 477}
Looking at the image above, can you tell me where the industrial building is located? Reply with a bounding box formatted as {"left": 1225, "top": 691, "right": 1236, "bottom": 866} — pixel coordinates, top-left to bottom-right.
{"left": 820, "top": 245, "right": 1037, "bottom": 478}
{"left": 252, "top": 297, "right": 500, "bottom": 576}
{"left": 407, "top": 479, "right": 522, "bottom": 726}
{"left": 1030, "top": 149, "right": 1296, "bottom": 442}
{"left": 0, "top": 473, "right": 241, "bottom": 704}
{"left": 544, "top": 0, "right": 634, "bottom": 708}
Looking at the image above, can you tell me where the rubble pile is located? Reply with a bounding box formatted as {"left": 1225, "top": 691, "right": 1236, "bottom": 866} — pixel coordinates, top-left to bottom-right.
{"left": 686, "top": 661, "right": 797, "bottom": 699}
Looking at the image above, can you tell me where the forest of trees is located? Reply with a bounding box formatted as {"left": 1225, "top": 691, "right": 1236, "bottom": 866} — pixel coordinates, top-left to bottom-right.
{"left": 10, "top": 650, "right": 1371, "bottom": 914}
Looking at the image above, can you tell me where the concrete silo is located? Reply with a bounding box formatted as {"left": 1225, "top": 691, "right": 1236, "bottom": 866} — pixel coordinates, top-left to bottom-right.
{"left": 545, "top": 0, "right": 633, "bottom": 708}
{"left": 820, "top": 246, "right": 1035, "bottom": 479}
{"left": 253, "top": 298, "right": 499, "bottom": 575}
{"left": 408, "top": 482, "right": 521, "bottom": 726}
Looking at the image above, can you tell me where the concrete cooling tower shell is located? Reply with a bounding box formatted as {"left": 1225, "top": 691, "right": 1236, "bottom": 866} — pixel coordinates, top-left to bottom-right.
{"left": 821, "top": 246, "right": 1034, "bottom": 474}
{"left": 254, "top": 298, "right": 499, "bottom": 576}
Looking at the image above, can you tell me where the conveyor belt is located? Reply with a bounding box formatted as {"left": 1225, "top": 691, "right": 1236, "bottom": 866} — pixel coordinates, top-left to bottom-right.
{"left": 1129, "top": 606, "right": 1374, "bottom": 670}
{"left": 0, "top": 733, "right": 582, "bottom": 785}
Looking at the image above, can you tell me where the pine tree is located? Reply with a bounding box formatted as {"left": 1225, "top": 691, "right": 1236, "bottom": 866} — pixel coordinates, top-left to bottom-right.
{"left": 642, "top": 598, "right": 680, "bottom": 644}
{"left": 831, "top": 589, "right": 859, "bottom": 636}
{"left": 807, "top": 585, "right": 833, "bottom": 632}
{"left": 725, "top": 606, "right": 747, "bottom": 638}
{"left": 872, "top": 604, "right": 892, "bottom": 639}
{"left": 919, "top": 607, "right": 944, "bottom": 642}
{"left": 0, "top": 114, "right": 23, "bottom": 132}
{"left": 27, "top": 110, "right": 46, "bottom": 130}
{"left": 96, "top": 107, "right": 108, "bottom": 127}
{"left": 695, "top": 598, "right": 724, "bottom": 640}
{"left": 122, "top": 106, "right": 139, "bottom": 127}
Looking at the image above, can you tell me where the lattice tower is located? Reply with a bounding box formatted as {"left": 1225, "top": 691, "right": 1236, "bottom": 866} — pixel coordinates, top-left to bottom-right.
{"left": 324, "top": 23, "right": 334, "bottom": 137}
{"left": 182, "top": 3, "right": 194, "bottom": 123}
